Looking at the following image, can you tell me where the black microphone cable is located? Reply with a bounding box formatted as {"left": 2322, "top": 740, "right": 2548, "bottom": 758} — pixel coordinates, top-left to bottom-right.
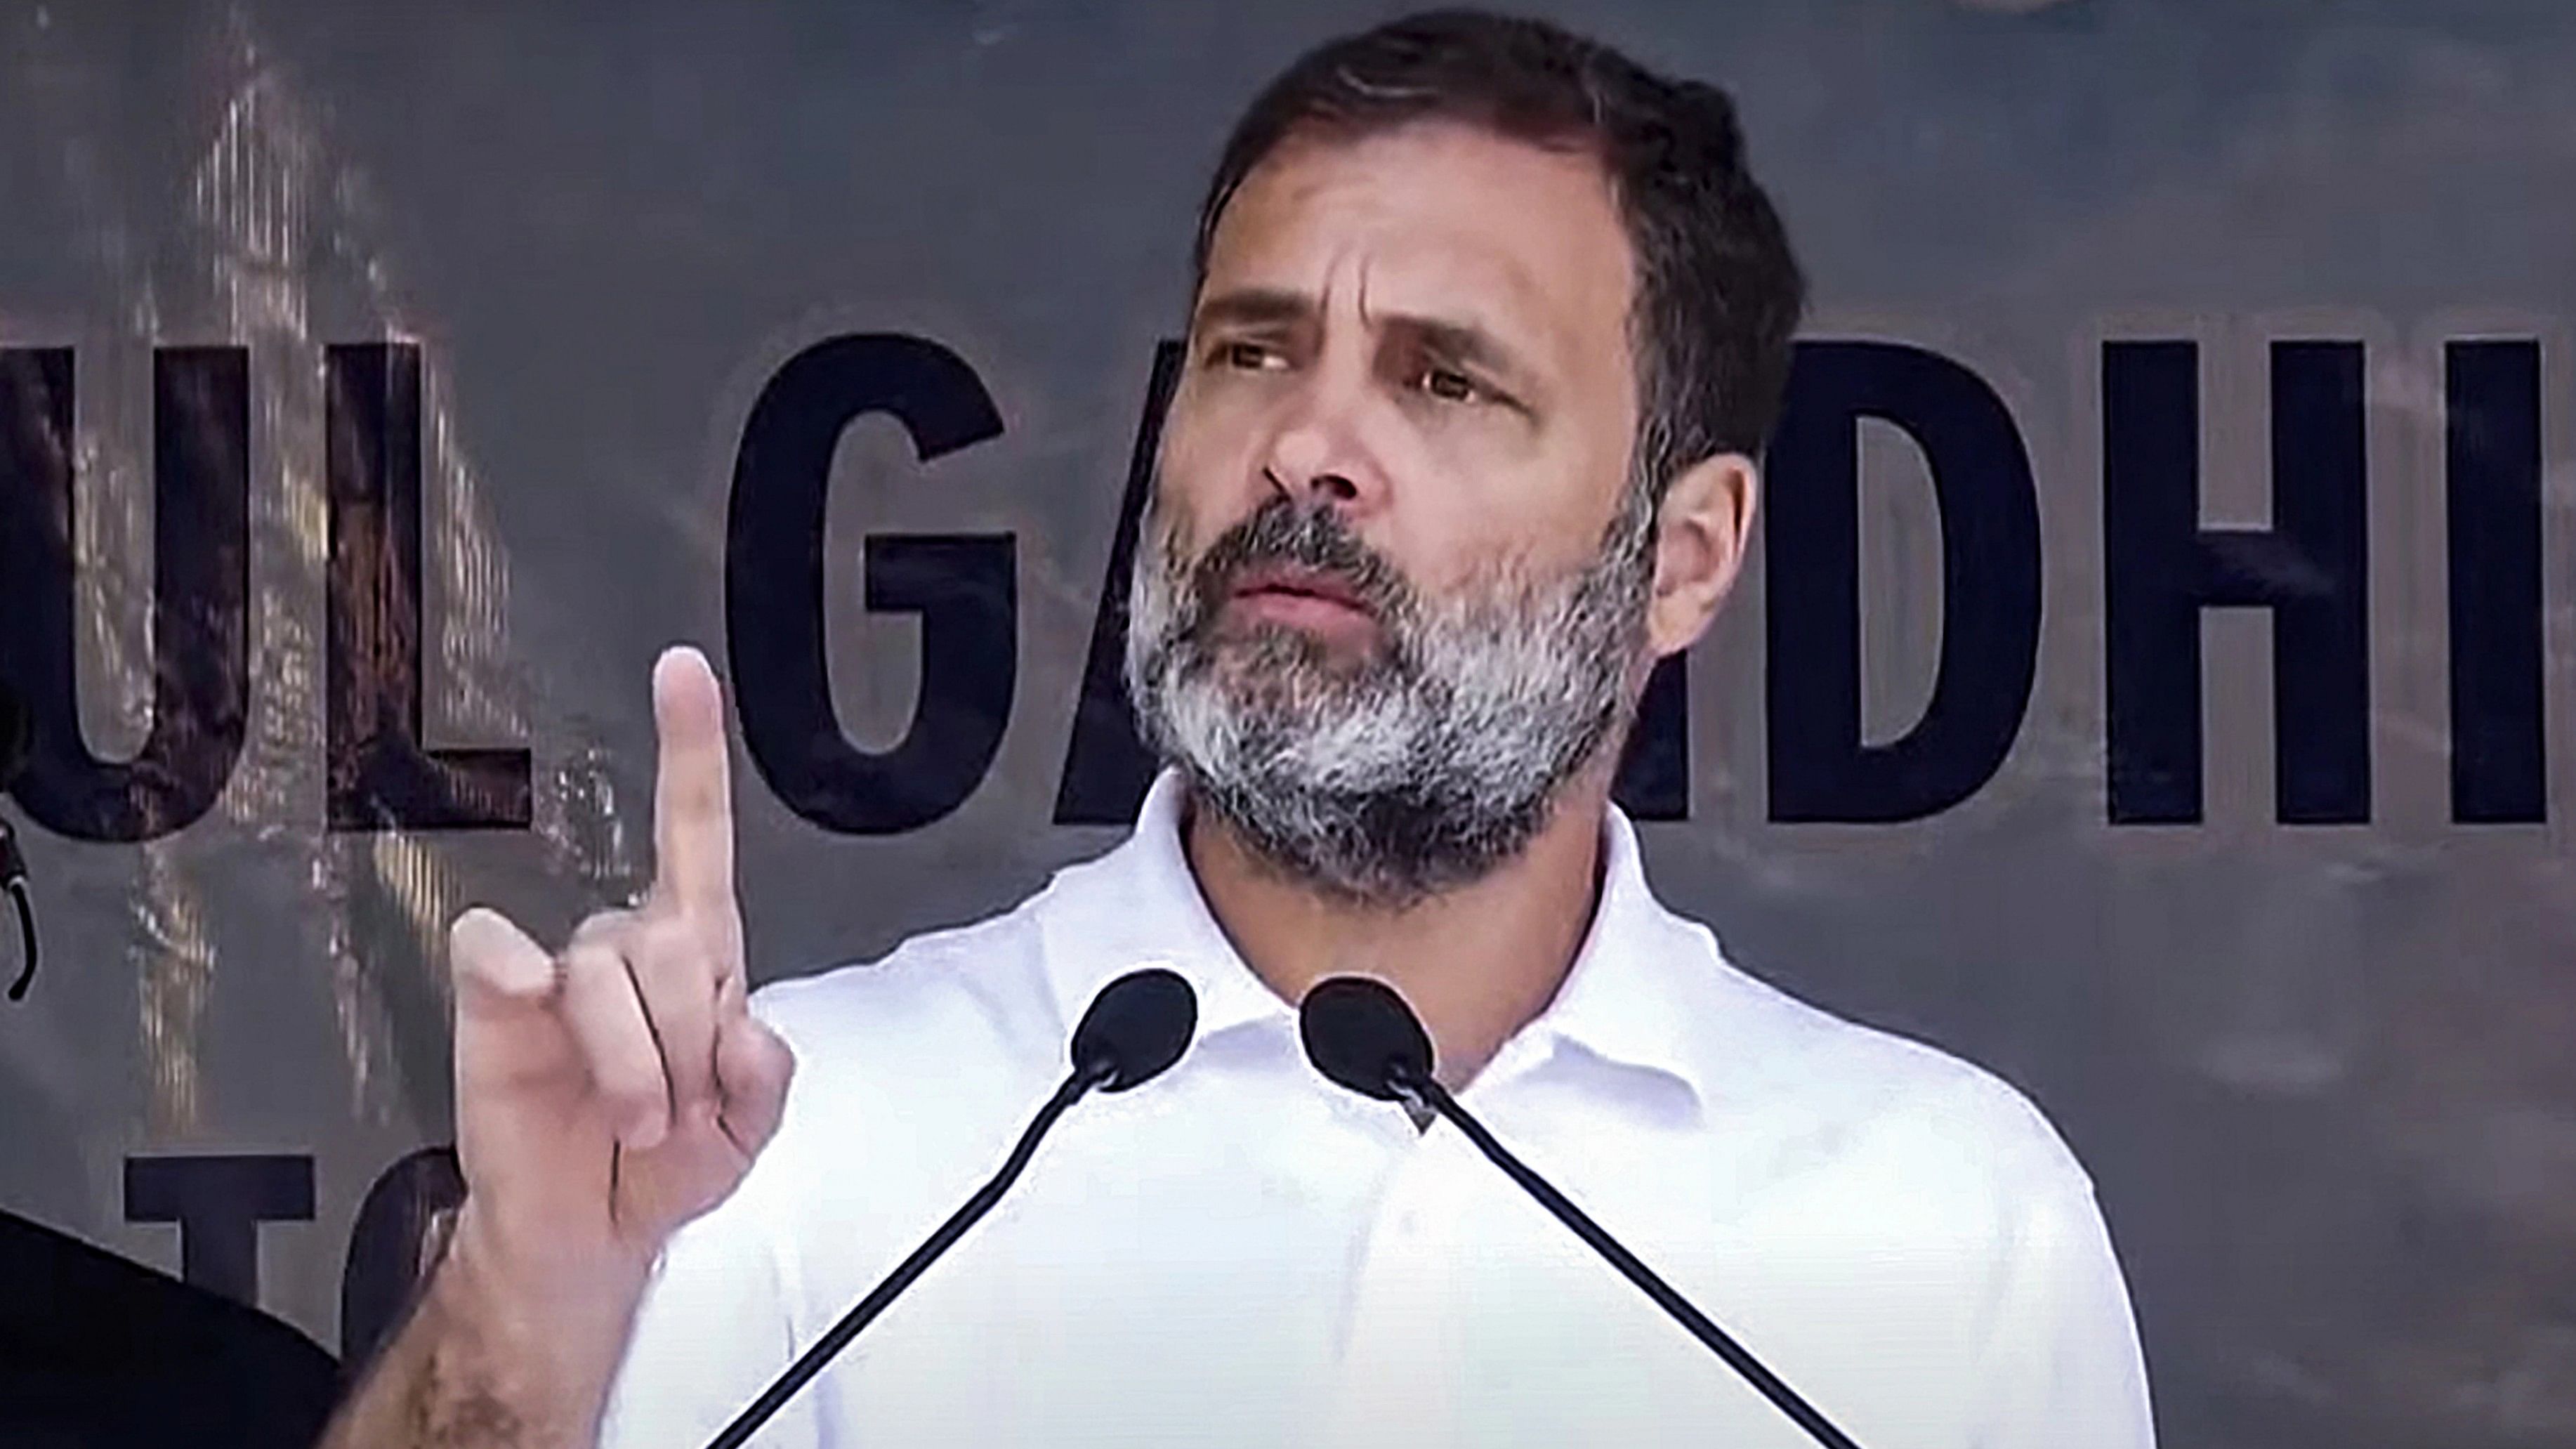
{"left": 0, "top": 820, "right": 34, "bottom": 1002}
{"left": 0, "top": 683, "right": 34, "bottom": 1002}
{"left": 705, "top": 966, "right": 1198, "bottom": 1449}
{"left": 1299, "top": 975, "right": 1865, "bottom": 1449}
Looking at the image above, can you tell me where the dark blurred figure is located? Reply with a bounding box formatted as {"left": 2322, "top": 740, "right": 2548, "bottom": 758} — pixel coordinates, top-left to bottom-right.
{"left": 0, "top": 681, "right": 341, "bottom": 1446}
{"left": 0, "top": 1212, "right": 340, "bottom": 1448}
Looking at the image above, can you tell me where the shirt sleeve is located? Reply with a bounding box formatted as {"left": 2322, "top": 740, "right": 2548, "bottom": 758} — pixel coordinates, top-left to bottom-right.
{"left": 595, "top": 983, "right": 829, "bottom": 1449}
{"left": 1968, "top": 1158, "right": 2158, "bottom": 1449}
{"left": 593, "top": 1179, "right": 823, "bottom": 1449}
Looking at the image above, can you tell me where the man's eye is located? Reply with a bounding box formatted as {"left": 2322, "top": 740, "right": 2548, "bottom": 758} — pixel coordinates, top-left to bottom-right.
{"left": 1417, "top": 367, "right": 1483, "bottom": 404}
{"left": 1214, "top": 341, "right": 1279, "bottom": 371}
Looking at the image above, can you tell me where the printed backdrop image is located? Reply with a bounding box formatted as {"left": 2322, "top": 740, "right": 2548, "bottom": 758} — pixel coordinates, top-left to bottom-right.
{"left": 3, "top": 1, "right": 2574, "bottom": 1445}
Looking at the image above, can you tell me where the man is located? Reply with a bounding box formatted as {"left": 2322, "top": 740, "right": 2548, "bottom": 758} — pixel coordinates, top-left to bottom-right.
{"left": 324, "top": 11, "right": 2155, "bottom": 1447}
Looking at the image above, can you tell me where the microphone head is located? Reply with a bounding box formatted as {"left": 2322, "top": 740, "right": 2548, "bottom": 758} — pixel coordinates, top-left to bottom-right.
{"left": 1069, "top": 967, "right": 1197, "bottom": 1091}
{"left": 1299, "top": 976, "right": 1433, "bottom": 1101}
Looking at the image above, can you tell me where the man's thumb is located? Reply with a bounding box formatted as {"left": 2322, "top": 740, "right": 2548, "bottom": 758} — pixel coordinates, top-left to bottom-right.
{"left": 451, "top": 907, "right": 557, "bottom": 1023}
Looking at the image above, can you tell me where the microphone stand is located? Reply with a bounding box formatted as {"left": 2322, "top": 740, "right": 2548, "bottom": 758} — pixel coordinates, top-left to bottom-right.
{"left": 703, "top": 1061, "right": 1111, "bottom": 1449}
{"left": 1391, "top": 1068, "right": 1865, "bottom": 1449}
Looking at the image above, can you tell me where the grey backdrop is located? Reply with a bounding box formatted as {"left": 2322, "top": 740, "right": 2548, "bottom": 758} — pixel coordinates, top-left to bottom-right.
{"left": 3, "top": 1, "right": 2573, "bottom": 1445}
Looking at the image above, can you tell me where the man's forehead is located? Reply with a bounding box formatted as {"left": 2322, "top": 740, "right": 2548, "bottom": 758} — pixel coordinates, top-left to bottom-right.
{"left": 1197, "top": 122, "right": 1634, "bottom": 362}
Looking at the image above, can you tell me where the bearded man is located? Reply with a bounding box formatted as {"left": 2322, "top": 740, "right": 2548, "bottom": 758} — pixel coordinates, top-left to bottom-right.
{"left": 324, "top": 11, "right": 2155, "bottom": 1448}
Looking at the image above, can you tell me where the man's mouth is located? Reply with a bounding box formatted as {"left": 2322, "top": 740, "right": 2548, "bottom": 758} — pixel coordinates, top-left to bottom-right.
{"left": 1221, "top": 564, "right": 1379, "bottom": 634}
{"left": 1230, "top": 564, "right": 1369, "bottom": 609}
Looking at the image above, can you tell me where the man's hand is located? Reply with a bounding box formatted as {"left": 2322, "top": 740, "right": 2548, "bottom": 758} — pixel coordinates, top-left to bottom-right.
{"left": 320, "top": 645, "right": 796, "bottom": 1448}
{"left": 449, "top": 644, "right": 794, "bottom": 1299}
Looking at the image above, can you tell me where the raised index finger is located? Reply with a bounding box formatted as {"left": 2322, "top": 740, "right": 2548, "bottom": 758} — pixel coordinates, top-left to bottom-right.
{"left": 650, "top": 644, "right": 737, "bottom": 916}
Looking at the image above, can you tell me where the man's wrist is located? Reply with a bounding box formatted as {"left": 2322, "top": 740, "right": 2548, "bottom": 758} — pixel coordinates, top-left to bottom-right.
{"left": 422, "top": 1205, "right": 655, "bottom": 1438}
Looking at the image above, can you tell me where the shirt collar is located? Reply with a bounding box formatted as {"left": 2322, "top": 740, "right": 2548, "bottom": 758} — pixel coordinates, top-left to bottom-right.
{"left": 1035, "top": 769, "right": 1726, "bottom": 1110}
{"left": 1504, "top": 800, "right": 1721, "bottom": 1112}
{"left": 1034, "top": 770, "right": 1297, "bottom": 1047}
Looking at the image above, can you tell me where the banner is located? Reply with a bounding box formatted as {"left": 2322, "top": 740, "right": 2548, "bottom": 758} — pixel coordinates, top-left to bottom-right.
{"left": 3, "top": 3, "right": 2572, "bottom": 1443}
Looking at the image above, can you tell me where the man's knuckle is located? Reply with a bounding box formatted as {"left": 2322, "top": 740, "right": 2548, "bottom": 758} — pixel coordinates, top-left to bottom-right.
{"left": 558, "top": 938, "right": 610, "bottom": 982}
{"left": 630, "top": 914, "right": 696, "bottom": 973}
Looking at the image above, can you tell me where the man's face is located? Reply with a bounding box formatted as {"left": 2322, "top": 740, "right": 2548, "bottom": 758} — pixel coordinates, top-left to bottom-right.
{"left": 1125, "top": 121, "right": 1657, "bottom": 905}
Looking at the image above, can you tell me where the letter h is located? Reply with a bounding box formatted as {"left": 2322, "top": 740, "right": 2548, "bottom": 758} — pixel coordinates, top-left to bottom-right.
{"left": 2103, "top": 340, "right": 2370, "bottom": 825}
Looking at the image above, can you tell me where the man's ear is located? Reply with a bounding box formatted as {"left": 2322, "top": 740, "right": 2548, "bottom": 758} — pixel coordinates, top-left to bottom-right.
{"left": 1644, "top": 451, "right": 1759, "bottom": 658}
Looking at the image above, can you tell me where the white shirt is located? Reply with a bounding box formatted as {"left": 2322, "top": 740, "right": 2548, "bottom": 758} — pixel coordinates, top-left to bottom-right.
{"left": 599, "top": 772, "right": 2155, "bottom": 1448}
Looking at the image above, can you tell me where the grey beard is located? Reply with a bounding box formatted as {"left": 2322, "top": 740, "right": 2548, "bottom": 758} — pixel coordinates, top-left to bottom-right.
{"left": 1122, "top": 488, "right": 1656, "bottom": 909}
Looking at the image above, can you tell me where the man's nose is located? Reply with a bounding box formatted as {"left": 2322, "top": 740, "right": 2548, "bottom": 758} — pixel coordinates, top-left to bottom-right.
{"left": 1261, "top": 394, "right": 1378, "bottom": 511}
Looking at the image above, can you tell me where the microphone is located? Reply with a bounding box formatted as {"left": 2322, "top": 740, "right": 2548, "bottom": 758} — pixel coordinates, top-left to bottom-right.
{"left": 705, "top": 966, "right": 1197, "bottom": 1449}
{"left": 0, "top": 683, "right": 36, "bottom": 1002}
{"left": 1298, "top": 976, "right": 1866, "bottom": 1449}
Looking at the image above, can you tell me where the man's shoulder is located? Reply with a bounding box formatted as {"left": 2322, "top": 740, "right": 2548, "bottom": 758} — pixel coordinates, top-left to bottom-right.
{"left": 1678, "top": 934, "right": 2097, "bottom": 1204}
{"left": 740, "top": 820, "right": 1200, "bottom": 1065}
{"left": 746, "top": 886, "right": 1061, "bottom": 1074}
{"left": 720, "top": 883, "right": 1086, "bottom": 1227}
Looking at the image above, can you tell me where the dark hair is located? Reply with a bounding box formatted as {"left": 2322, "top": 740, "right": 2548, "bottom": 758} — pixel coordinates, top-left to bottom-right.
{"left": 1193, "top": 8, "right": 1806, "bottom": 495}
